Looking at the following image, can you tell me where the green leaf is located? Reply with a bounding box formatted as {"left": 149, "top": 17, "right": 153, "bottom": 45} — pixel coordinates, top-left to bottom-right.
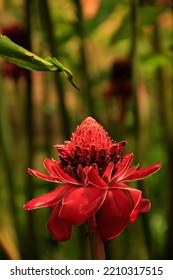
{"left": 44, "top": 56, "right": 64, "bottom": 72}
{"left": 110, "top": 12, "right": 130, "bottom": 44}
{"left": 139, "top": 6, "right": 165, "bottom": 26}
{"left": 141, "top": 53, "right": 170, "bottom": 68}
{"left": 0, "top": 35, "right": 79, "bottom": 90}
{"left": 0, "top": 35, "right": 57, "bottom": 71}
{"left": 46, "top": 57, "right": 80, "bottom": 90}
{"left": 111, "top": 5, "right": 165, "bottom": 44}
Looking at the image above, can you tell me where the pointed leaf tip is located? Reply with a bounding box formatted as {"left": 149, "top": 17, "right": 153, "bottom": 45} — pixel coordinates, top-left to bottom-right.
{"left": 0, "top": 36, "right": 79, "bottom": 89}
{"left": 63, "top": 68, "right": 80, "bottom": 91}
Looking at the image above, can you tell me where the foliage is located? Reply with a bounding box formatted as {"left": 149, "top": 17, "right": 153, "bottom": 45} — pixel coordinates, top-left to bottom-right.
{"left": 0, "top": 35, "right": 79, "bottom": 89}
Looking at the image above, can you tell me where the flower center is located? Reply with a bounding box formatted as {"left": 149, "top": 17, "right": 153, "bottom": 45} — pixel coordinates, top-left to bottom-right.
{"left": 55, "top": 117, "right": 126, "bottom": 178}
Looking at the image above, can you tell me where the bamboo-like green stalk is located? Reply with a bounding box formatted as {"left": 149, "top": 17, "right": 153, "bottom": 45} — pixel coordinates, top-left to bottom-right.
{"left": 73, "top": 0, "right": 96, "bottom": 118}
{"left": 153, "top": 22, "right": 173, "bottom": 260}
{"left": 130, "top": 0, "right": 140, "bottom": 139}
{"left": 39, "top": 0, "right": 71, "bottom": 140}
{"left": 0, "top": 80, "right": 21, "bottom": 255}
{"left": 42, "top": 74, "right": 53, "bottom": 158}
{"left": 130, "top": 0, "right": 152, "bottom": 259}
{"left": 77, "top": 223, "right": 89, "bottom": 260}
{"left": 22, "top": 0, "right": 39, "bottom": 259}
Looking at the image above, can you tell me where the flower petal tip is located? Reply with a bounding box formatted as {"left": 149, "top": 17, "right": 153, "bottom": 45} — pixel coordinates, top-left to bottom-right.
{"left": 155, "top": 162, "right": 162, "bottom": 170}
{"left": 28, "top": 168, "right": 34, "bottom": 175}
{"left": 149, "top": 162, "right": 162, "bottom": 175}
{"left": 23, "top": 204, "right": 30, "bottom": 210}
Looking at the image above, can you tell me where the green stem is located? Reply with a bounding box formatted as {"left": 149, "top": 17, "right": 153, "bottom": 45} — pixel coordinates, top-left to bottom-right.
{"left": 0, "top": 81, "right": 20, "bottom": 250}
{"left": 39, "top": 0, "right": 71, "bottom": 139}
{"left": 88, "top": 216, "right": 105, "bottom": 260}
{"left": 130, "top": 0, "right": 140, "bottom": 138}
{"left": 78, "top": 224, "right": 89, "bottom": 260}
{"left": 153, "top": 22, "right": 173, "bottom": 260}
{"left": 73, "top": 0, "right": 96, "bottom": 118}
{"left": 43, "top": 74, "right": 53, "bottom": 158}
{"left": 23, "top": 0, "right": 39, "bottom": 259}
{"left": 130, "top": 0, "right": 152, "bottom": 258}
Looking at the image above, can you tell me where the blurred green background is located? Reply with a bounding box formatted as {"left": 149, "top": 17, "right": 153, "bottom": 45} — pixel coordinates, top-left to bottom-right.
{"left": 0, "top": 0, "right": 172, "bottom": 260}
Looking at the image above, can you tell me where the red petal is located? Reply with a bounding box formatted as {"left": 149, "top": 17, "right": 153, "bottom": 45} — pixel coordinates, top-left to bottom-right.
{"left": 23, "top": 184, "right": 76, "bottom": 210}
{"left": 102, "top": 162, "right": 114, "bottom": 182}
{"left": 77, "top": 164, "right": 85, "bottom": 185}
{"left": 47, "top": 204, "right": 72, "bottom": 241}
{"left": 96, "top": 189, "right": 132, "bottom": 241}
{"left": 128, "top": 189, "right": 142, "bottom": 222}
{"left": 121, "top": 164, "right": 139, "bottom": 180}
{"left": 87, "top": 167, "right": 107, "bottom": 188}
{"left": 28, "top": 168, "right": 62, "bottom": 183}
{"left": 59, "top": 185, "right": 107, "bottom": 225}
{"left": 44, "top": 158, "right": 59, "bottom": 176}
{"left": 124, "top": 163, "right": 161, "bottom": 182}
{"left": 51, "top": 159, "right": 80, "bottom": 185}
{"left": 28, "top": 160, "right": 80, "bottom": 185}
{"left": 108, "top": 182, "right": 142, "bottom": 222}
{"left": 110, "top": 153, "right": 134, "bottom": 184}
{"left": 139, "top": 198, "right": 151, "bottom": 214}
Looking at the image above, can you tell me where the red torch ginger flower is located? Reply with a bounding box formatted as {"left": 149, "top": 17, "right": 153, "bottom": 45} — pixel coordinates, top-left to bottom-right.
{"left": 23, "top": 117, "right": 161, "bottom": 241}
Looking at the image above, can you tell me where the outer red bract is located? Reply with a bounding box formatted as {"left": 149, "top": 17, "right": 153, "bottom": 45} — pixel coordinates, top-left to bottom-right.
{"left": 23, "top": 117, "right": 161, "bottom": 241}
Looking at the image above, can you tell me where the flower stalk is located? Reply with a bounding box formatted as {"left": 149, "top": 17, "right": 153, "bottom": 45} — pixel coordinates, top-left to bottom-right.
{"left": 88, "top": 216, "right": 105, "bottom": 260}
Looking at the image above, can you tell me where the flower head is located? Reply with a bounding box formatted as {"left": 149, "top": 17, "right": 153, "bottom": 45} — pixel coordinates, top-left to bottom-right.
{"left": 56, "top": 117, "right": 126, "bottom": 179}
{"left": 23, "top": 117, "right": 161, "bottom": 241}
